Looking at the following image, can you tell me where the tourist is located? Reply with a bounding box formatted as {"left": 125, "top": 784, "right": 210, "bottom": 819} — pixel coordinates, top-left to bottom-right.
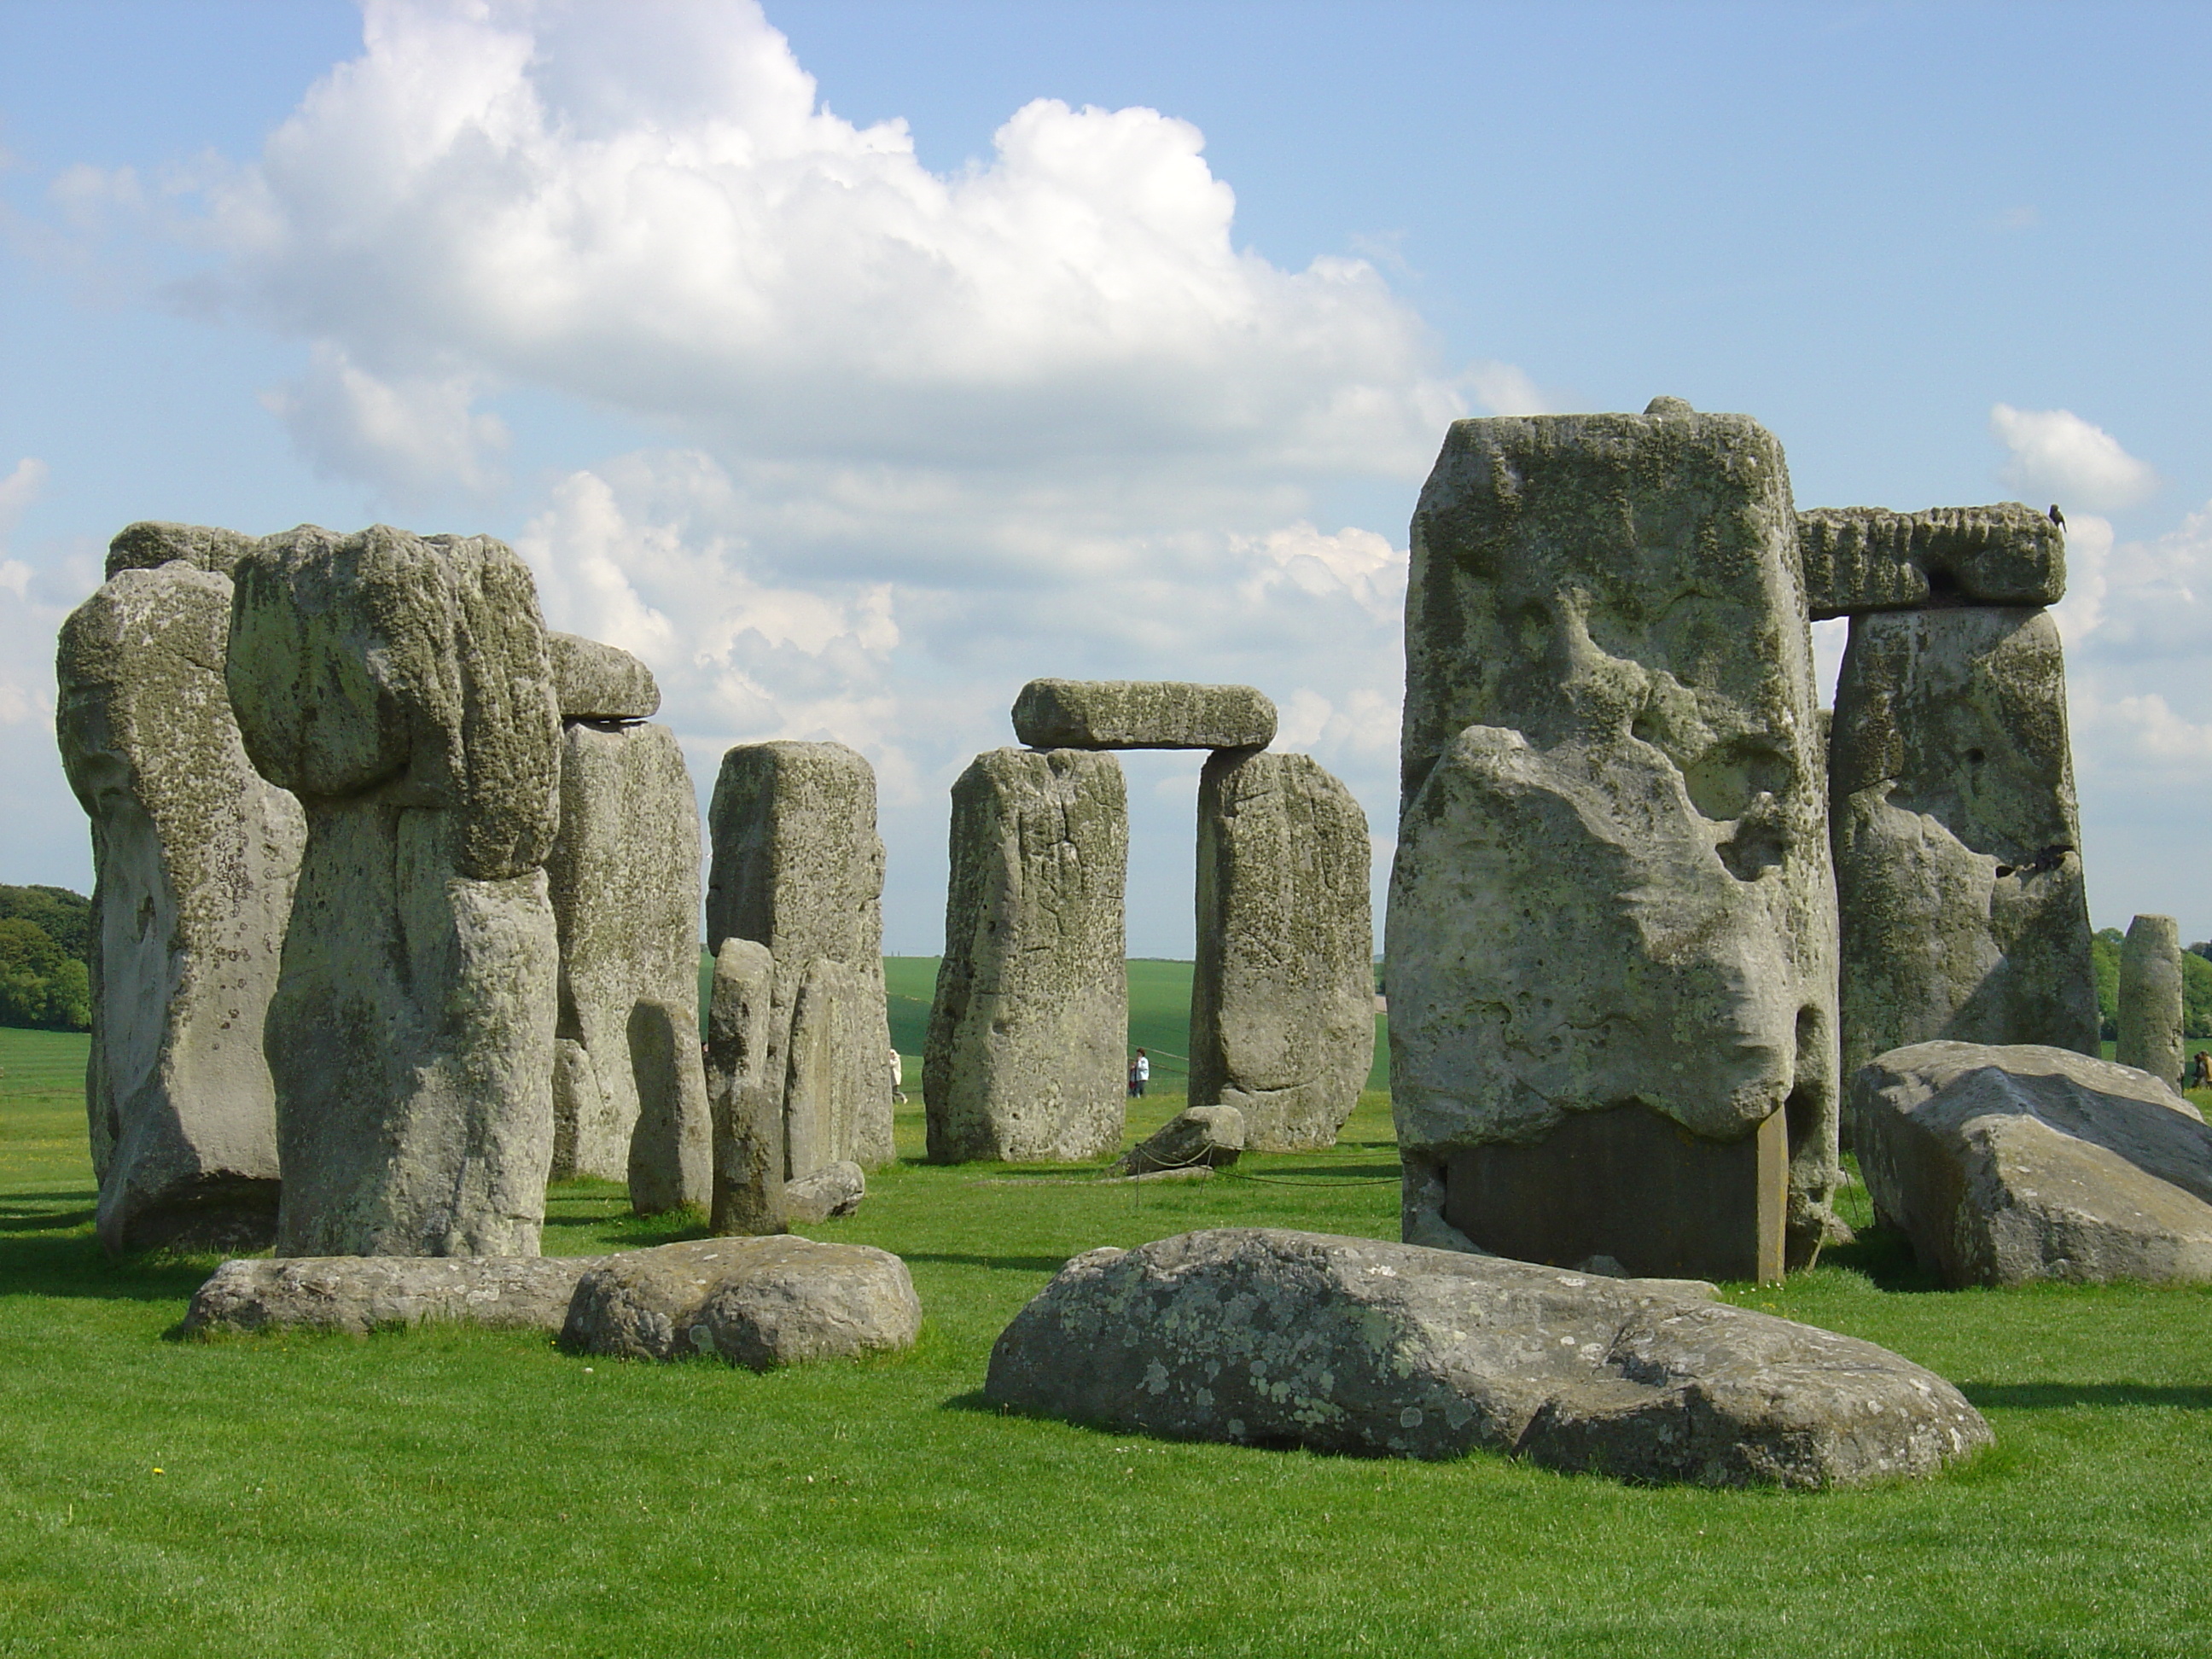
{"left": 1128, "top": 1049, "right": 1150, "bottom": 1098}
{"left": 2192, "top": 1051, "right": 2210, "bottom": 1090}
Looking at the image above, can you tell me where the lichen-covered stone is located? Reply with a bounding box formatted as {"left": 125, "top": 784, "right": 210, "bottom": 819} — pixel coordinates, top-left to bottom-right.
{"left": 2118, "top": 915, "right": 2185, "bottom": 1088}
{"left": 56, "top": 560, "right": 304, "bottom": 1255}
{"left": 926, "top": 748, "right": 1127, "bottom": 1163}
{"left": 1831, "top": 607, "right": 2098, "bottom": 1079}
{"left": 1390, "top": 403, "right": 1840, "bottom": 1270}
{"left": 545, "top": 719, "right": 708, "bottom": 1213}
{"left": 1848, "top": 1041, "right": 2212, "bottom": 1286}
{"left": 706, "top": 742, "right": 893, "bottom": 1170}
{"left": 228, "top": 525, "right": 562, "bottom": 1257}
{"left": 561, "top": 1236, "right": 921, "bottom": 1369}
{"left": 548, "top": 631, "right": 660, "bottom": 719}
{"left": 1799, "top": 504, "right": 2064, "bottom": 619}
{"left": 1113, "top": 1105, "right": 1243, "bottom": 1176}
{"left": 179, "top": 1254, "right": 608, "bottom": 1336}
{"left": 783, "top": 956, "right": 885, "bottom": 1180}
{"left": 105, "top": 520, "right": 257, "bottom": 579}
{"left": 986, "top": 1229, "right": 1989, "bottom": 1486}
{"left": 784, "top": 1160, "right": 865, "bottom": 1223}
{"left": 1191, "top": 750, "right": 1372, "bottom": 1150}
{"left": 707, "top": 939, "right": 786, "bottom": 1236}
{"left": 1012, "top": 678, "right": 1277, "bottom": 751}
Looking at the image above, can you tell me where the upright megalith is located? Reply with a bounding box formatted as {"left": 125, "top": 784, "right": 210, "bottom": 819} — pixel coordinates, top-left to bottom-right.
{"left": 56, "top": 527, "right": 304, "bottom": 1254}
{"left": 1389, "top": 399, "right": 1840, "bottom": 1283}
{"left": 1831, "top": 607, "right": 2098, "bottom": 1076}
{"left": 2119, "top": 915, "right": 2186, "bottom": 1088}
{"left": 1013, "top": 678, "right": 1277, "bottom": 751}
{"left": 926, "top": 748, "right": 1127, "bottom": 1162}
{"left": 544, "top": 686, "right": 710, "bottom": 1214}
{"left": 1190, "top": 749, "right": 1373, "bottom": 1150}
{"left": 707, "top": 938, "right": 785, "bottom": 1237}
{"left": 227, "top": 525, "right": 562, "bottom": 1258}
{"left": 706, "top": 742, "right": 894, "bottom": 1178}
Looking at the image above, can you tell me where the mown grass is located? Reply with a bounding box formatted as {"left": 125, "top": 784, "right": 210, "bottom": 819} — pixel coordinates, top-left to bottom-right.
{"left": 7, "top": 1022, "right": 2212, "bottom": 1656}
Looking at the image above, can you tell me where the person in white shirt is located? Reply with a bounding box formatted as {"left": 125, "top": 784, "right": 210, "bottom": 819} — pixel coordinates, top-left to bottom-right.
{"left": 1127, "top": 1049, "right": 1150, "bottom": 1098}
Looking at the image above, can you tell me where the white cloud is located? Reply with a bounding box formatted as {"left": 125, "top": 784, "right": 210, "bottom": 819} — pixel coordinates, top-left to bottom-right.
{"left": 0, "top": 459, "right": 55, "bottom": 728}
{"left": 261, "top": 343, "right": 509, "bottom": 496}
{"left": 1990, "top": 403, "right": 2158, "bottom": 512}
{"left": 1463, "top": 360, "right": 1558, "bottom": 417}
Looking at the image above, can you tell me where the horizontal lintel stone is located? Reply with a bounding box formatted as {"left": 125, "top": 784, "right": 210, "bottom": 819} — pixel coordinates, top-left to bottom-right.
{"left": 1011, "top": 678, "right": 1275, "bottom": 751}
{"left": 1798, "top": 504, "right": 2064, "bottom": 618}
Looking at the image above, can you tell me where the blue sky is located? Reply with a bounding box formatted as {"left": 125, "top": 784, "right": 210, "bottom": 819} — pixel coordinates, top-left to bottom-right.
{"left": 3, "top": 0, "right": 2207, "bottom": 950}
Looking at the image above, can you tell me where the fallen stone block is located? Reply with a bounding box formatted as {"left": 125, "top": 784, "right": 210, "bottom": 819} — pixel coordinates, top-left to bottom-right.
{"left": 987, "top": 1229, "right": 1988, "bottom": 1486}
{"left": 1113, "top": 1106, "right": 1244, "bottom": 1175}
{"left": 1848, "top": 1040, "right": 2212, "bottom": 1286}
{"left": 179, "top": 1254, "right": 609, "bottom": 1336}
{"left": 1012, "top": 678, "right": 1276, "bottom": 751}
{"left": 784, "top": 1160, "right": 865, "bottom": 1223}
{"left": 562, "top": 1237, "right": 920, "bottom": 1369}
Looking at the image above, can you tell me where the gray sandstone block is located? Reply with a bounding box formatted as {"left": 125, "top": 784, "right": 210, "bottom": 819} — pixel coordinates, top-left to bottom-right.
{"left": 56, "top": 557, "right": 305, "bottom": 1255}
{"left": 783, "top": 1160, "right": 865, "bottom": 1223}
{"left": 707, "top": 939, "right": 786, "bottom": 1236}
{"left": 986, "top": 1229, "right": 1989, "bottom": 1486}
{"left": 105, "top": 520, "right": 258, "bottom": 580}
{"left": 228, "top": 525, "right": 563, "bottom": 1257}
{"left": 1390, "top": 401, "right": 1841, "bottom": 1270}
{"left": 1848, "top": 1041, "right": 2212, "bottom": 1286}
{"left": 545, "top": 718, "right": 709, "bottom": 1213}
{"left": 2118, "top": 915, "right": 2186, "bottom": 1088}
{"left": 1798, "top": 504, "right": 2064, "bottom": 619}
{"left": 1831, "top": 607, "right": 2098, "bottom": 1079}
{"left": 561, "top": 1236, "right": 921, "bottom": 1369}
{"left": 925, "top": 748, "right": 1127, "bottom": 1163}
{"left": 1190, "top": 749, "right": 1373, "bottom": 1151}
{"left": 1011, "top": 678, "right": 1276, "bottom": 751}
{"left": 179, "top": 1254, "right": 608, "bottom": 1336}
{"left": 1113, "top": 1105, "right": 1243, "bottom": 1176}
{"left": 548, "top": 631, "right": 660, "bottom": 719}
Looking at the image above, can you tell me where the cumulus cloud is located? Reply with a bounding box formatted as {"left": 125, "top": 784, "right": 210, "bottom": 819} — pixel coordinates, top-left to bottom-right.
{"left": 1990, "top": 404, "right": 2158, "bottom": 512}
{"left": 0, "top": 458, "right": 55, "bottom": 727}
{"left": 1463, "top": 360, "right": 1560, "bottom": 417}
{"left": 261, "top": 343, "right": 509, "bottom": 496}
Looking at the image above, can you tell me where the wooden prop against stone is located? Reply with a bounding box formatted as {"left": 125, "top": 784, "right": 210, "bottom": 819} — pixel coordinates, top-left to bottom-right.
{"left": 227, "top": 525, "right": 562, "bottom": 1258}
{"left": 1190, "top": 749, "right": 1373, "bottom": 1150}
{"left": 1388, "top": 399, "right": 1841, "bottom": 1283}
{"left": 55, "top": 522, "right": 305, "bottom": 1256}
{"left": 926, "top": 748, "right": 1128, "bottom": 1162}
{"left": 1831, "top": 606, "right": 2098, "bottom": 1078}
{"left": 2118, "top": 915, "right": 2186, "bottom": 1088}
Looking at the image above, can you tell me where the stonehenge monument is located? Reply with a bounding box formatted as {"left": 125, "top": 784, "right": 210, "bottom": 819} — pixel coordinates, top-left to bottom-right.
{"left": 2118, "top": 914, "right": 2185, "bottom": 1087}
{"left": 1390, "top": 400, "right": 1840, "bottom": 1283}
{"left": 707, "top": 742, "right": 895, "bottom": 1182}
{"left": 56, "top": 523, "right": 304, "bottom": 1255}
{"left": 1190, "top": 749, "right": 1374, "bottom": 1150}
{"left": 1830, "top": 604, "right": 2098, "bottom": 1077}
{"left": 544, "top": 639, "right": 710, "bottom": 1214}
{"left": 227, "top": 525, "right": 562, "bottom": 1258}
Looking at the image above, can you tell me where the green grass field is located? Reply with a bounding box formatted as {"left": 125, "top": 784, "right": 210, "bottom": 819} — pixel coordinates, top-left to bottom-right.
{"left": 7, "top": 1019, "right": 2212, "bottom": 1656}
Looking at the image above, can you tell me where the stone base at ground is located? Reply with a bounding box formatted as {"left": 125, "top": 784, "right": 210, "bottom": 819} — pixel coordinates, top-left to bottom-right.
{"left": 179, "top": 1254, "right": 608, "bottom": 1336}
{"left": 1848, "top": 1041, "right": 2212, "bottom": 1286}
{"left": 784, "top": 1161, "right": 865, "bottom": 1223}
{"left": 561, "top": 1237, "right": 920, "bottom": 1369}
{"left": 986, "top": 1229, "right": 1989, "bottom": 1487}
{"left": 1114, "top": 1106, "right": 1244, "bottom": 1175}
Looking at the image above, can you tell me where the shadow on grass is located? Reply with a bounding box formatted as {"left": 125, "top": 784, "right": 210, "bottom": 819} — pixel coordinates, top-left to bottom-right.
{"left": 1235, "top": 1162, "right": 1402, "bottom": 1181}
{"left": 1813, "top": 1225, "right": 1946, "bottom": 1292}
{"left": 902, "top": 1251, "right": 1077, "bottom": 1275}
{"left": 1964, "top": 1382, "right": 2212, "bottom": 1412}
{"left": 0, "top": 1229, "right": 216, "bottom": 1303}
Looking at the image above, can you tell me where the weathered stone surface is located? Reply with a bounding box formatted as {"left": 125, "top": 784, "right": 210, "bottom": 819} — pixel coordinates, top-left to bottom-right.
{"left": 105, "top": 520, "right": 257, "bottom": 579}
{"left": 707, "top": 939, "right": 786, "bottom": 1237}
{"left": 1390, "top": 403, "right": 1841, "bottom": 1278}
{"left": 56, "top": 558, "right": 304, "bottom": 1256}
{"left": 706, "top": 742, "right": 894, "bottom": 1172}
{"left": 926, "top": 748, "right": 1127, "bottom": 1163}
{"left": 1798, "top": 504, "right": 2064, "bottom": 619}
{"left": 548, "top": 631, "right": 659, "bottom": 719}
{"left": 1831, "top": 607, "right": 2098, "bottom": 1080}
{"left": 179, "top": 1254, "right": 608, "bottom": 1336}
{"left": 1012, "top": 678, "right": 1277, "bottom": 751}
{"left": 1191, "top": 750, "right": 1372, "bottom": 1150}
{"left": 561, "top": 1236, "right": 921, "bottom": 1368}
{"left": 1114, "top": 1106, "right": 1243, "bottom": 1176}
{"left": 2118, "top": 916, "right": 2186, "bottom": 1089}
{"left": 784, "top": 1160, "right": 865, "bottom": 1223}
{"left": 545, "top": 718, "right": 708, "bottom": 1212}
{"left": 986, "top": 1230, "right": 1988, "bottom": 1486}
{"left": 228, "top": 525, "right": 562, "bottom": 1257}
{"left": 1848, "top": 1041, "right": 2212, "bottom": 1286}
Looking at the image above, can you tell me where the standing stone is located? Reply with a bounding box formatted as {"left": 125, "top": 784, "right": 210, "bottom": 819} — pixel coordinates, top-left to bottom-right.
{"left": 227, "top": 525, "right": 562, "bottom": 1258}
{"left": 926, "top": 748, "right": 1127, "bottom": 1163}
{"left": 55, "top": 529, "right": 304, "bottom": 1255}
{"left": 706, "top": 742, "right": 894, "bottom": 1174}
{"left": 1012, "top": 678, "right": 1278, "bottom": 751}
{"left": 2119, "top": 915, "right": 2186, "bottom": 1088}
{"left": 1389, "top": 400, "right": 1840, "bottom": 1283}
{"left": 1190, "top": 749, "right": 1373, "bottom": 1150}
{"left": 707, "top": 938, "right": 786, "bottom": 1236}
{"left": 1831, "top": 607, "right": 2098, "bottom": 1078}
{"left": 544, "top": 710, "right": 710, "bottom": 1213}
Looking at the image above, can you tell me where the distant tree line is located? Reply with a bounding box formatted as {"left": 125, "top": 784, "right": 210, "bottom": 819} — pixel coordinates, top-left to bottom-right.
{"left": 2089, "top": 928, "right": 2212, "bottom": 1041}
{"left": 0, "top": 885, "right": 91, "bottom": 1032}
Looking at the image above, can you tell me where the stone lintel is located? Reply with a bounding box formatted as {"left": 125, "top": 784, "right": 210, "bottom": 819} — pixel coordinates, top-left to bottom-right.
{"left": 1798, "top": 504, "right": 2064, "bottom": 619}
{"left": 1012, "top": 678, "right": 1276, "bottom": 751}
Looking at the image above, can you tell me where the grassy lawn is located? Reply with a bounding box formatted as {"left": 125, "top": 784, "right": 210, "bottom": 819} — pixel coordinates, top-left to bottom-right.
{"left": 6, "top": 1021, "right": 2212, "bottom": 1656}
